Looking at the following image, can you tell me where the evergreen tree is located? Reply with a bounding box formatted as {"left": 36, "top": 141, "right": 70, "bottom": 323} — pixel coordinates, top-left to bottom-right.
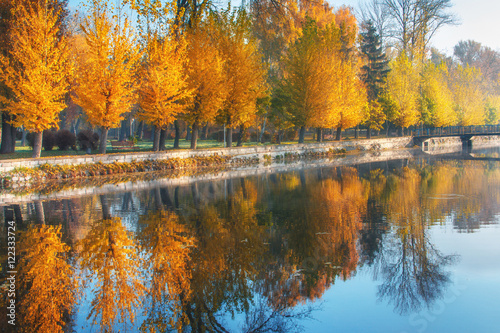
{"left": 360, "top": 20, "right": 390, "bottom": 138}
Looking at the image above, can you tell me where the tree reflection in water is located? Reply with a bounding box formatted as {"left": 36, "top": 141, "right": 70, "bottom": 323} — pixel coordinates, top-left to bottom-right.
{"left": 374, "top": 167, "right": 459, "bottom": 315}
{"left": 17, "top": 225, "right": 77, "bottom": 333}
{"left": 137, "top": 210, "right": 194, "bottom": 331}
{"left": 78, "top": 217, "right": 145, "bottom": 332}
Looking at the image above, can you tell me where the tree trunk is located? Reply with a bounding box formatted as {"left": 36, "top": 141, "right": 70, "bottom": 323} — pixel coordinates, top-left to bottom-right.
{"left": 99, "top": 127, "right": 108, "bottom": 154}
{"left": 153, "top": 126, "right": 161, "bottom": 151}
{"left": 174, "top": 120, "right": 180, "bottom": 149}
{"left": 277, "top": 130, "right": 283, "bottom": 144}
{"left": 336, "top": 126, "right": 342, "bottom": 141}
{"left": 191, "top": 122, "right": 199, "bottom": 149}
{"left": 32, "top": 131, "right": 43, "bottom": 158}
{"left": 21, "top": 127, "right": 27, "bottom": 146}
{"left": 317, "top": 128, "right": 323, "bottom": 142}
{"left": 186, "top": 125, "right": 191, "bottom": 141}
{"left": 386, "top": 122, "right": 390, "bottom": 137}
{"left": 354, "top": 126, "right": 359, "bottom": 139}
{"left": 71, "top": 118, "right": 81, "bottom": 135}
{"left": 201, "top": 123, "right": 208, "bottom": 140}
{"left": 119, "top": 119, "right": 127, "bottom": 141}
{"left": 398, "top": 126, "right": 403, "bottom": 137}
{"left": 136, "top": 120, "right": 144, "bottom": 139}
{"left": 34, "top": 201, "right": 45, "bottom": 225}
{"left": 367, "top": 127, "right": 372, "bottom": 139}
{"left": 298, "top": 126, "right": 306, "bottom": 143}
{"left": 259, "top": 118, "right": 267, "bottom": 143}
{"left": 100, "top": 195, "right": 111, "bottom": 220}
{"left": 159, "top": 128, "right": 166, "bottom": 151}
{"left": 237, "top": 125, "right": 245, "bottom": 147}
{"left": 227, "top": 127, "right": 233, "bottom": 148}
{"left": 1, "top": 113, "right": 16, "bottom": 154}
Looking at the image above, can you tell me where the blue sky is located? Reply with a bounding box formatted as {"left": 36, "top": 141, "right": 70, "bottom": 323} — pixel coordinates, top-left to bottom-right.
{"left": 67, "top": 0, "right": 500, "bottom": 55}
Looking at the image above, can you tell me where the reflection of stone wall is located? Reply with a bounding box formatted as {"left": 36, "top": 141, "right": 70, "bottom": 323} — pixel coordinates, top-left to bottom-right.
{"left": 0, "top": 137, "right": 413, "bottom": 173}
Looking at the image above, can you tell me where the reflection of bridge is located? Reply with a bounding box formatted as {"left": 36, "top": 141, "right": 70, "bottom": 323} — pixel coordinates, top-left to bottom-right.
{"left": 437, "top": 153, "right": 500, "bottom": 162}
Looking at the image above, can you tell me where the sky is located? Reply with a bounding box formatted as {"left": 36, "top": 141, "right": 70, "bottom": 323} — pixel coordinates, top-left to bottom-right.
{"left": 67, "top": 0, "right": 500, "bottom": 56}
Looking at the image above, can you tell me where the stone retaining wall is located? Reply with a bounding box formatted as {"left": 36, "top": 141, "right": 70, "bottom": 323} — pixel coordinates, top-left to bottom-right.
{"left": 0, "top": 137, "right": 413, "bottom": 174}
{"left": 0, "top": 149, "right": 416, "bottom": 206}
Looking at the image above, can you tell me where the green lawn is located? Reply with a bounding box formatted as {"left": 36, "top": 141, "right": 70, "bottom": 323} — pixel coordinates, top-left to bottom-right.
{"left": 0, "top": 139, "right": 278, "bottom": 160}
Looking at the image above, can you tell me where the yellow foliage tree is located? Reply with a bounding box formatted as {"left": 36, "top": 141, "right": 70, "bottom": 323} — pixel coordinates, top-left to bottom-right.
{"left": 75, "top": 0, "right": 141, "bottom": 154}
{"left": 282, "top": 18, "right": 337, "bottom": 143}
{"left": 79, "top": 217, "right": 145, "bottom": 332}
{"left": 213, "top": 7, "right": 267, "bottom": 148}
{"left": 419, "top": 62, "right": 456, "bottom": 127}
{"left": 383, "top": 53, "right": 420, "bottom": 133}
{"left": 0, "top": 0, "right": 72, "bottom": 158}
{"left": 18, "top": 225, "right": 76, "bottom": 333}
{"left": 332, "top": 60, "right": 367, "bottom": 140}
{"left": 450, "top": 64, "right": 486, "bottom": 126}
{"left": 185, "top": 22, "right": 226, "bottom": 149}
{"left": 137, "top": 33, "right": 191, "bottom": 151}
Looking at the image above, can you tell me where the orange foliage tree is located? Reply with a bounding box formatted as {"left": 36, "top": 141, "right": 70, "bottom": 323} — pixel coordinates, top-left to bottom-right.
{"left": 75, "top": 0, "right": 141, "bottom": 154}
{"left": 0, "top": 0, "right": 72, "bottom": 158}
{"left": 213, "top": 7, "right": 267, "bottom": 148}
{"left": 184, "top": 20, "right": 226, "bottom": 149}
{"left": 137, "top": 33, "right": 191, "bottom": 151}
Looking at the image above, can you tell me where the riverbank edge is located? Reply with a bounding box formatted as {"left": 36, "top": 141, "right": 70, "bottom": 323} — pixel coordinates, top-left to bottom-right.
{"left": 0, "top": 147, "right": 417, "bottom": 206}
{"left": 0, "top": 137, "right": 413, "bottom": 182}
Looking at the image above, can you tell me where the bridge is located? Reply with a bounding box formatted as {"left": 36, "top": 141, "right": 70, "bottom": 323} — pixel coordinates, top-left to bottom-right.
{"left": 412, "top": 126, "right": 500, "bottom": 152}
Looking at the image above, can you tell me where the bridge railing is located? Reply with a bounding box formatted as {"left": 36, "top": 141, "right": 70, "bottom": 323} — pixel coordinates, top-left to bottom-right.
{"left": 412, "top": 125, "right": 500, "bottom": 137}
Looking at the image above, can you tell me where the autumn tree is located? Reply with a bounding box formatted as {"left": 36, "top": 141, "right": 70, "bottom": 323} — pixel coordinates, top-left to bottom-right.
{"left": 0, "top": 0, "right": 17, "bottom": 154}
{"left": 0, "top": 0, "right": 72, "bottom": 158}
{"left": 419, "top": 62, "right": 456, "bottom": 127}
{"left": 75, "top": 0, "right": 141, "bottom": 154}
{"left": 184, "top": 20, "right": 226, "bottom": 149}
{"left": 137, "top": 34, "right": 191, "bottom": 151}
{"left": 330, "top": 7, "right": 366, "bottom": 141}
{"left": 449, "top": 64, "right": 485, "bottom": 126}
{"left": 332, "top": 60, "right": 367, "bottom": 141}
{"left": 382, "top": 52, "right": 420, "bottom": 134}
{"left": 281, "top": 18, "right": 337, "bottom": 143}
{"left": 213, "top": 7, "right": 267, "bottom": 148}
{"left": 79, "top": 217, "right": 145, "bottom": 332}
{"left": 18, "top": 225, "right": 77, "bottom": 333}
{"left": 360, "top": 19, "right": 390, "bottom": 138}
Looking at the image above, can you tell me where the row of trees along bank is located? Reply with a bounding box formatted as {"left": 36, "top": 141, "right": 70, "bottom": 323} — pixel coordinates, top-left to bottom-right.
{"left": 1, "top": 0, "right": 500, "bottom": 158}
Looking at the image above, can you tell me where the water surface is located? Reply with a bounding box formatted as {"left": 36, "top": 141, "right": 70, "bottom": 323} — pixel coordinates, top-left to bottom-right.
{"left": 2, "top": 149, "right": 500, "bottom": 332}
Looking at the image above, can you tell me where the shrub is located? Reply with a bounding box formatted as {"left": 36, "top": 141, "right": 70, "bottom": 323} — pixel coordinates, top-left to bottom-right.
{"left": 77, "top": 130, "right": 99, "bottom": 150}
{"left": 26, "top": 132, "right": 35, "bottom": 148}
{"left": 284, "top": 129, "right": 297, "bottom": 141}
{"left": 56, "top": 129, "right": 76, "bottom": 150}
{"left": 261, "top": 131, "right": 272, "bottom": 143}
{"left": 42, "top": 130, "right": 57, "bottom": 151}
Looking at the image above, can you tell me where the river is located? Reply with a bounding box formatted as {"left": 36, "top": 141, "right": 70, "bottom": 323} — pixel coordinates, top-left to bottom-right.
{"left": 1, "top": 147, "right": 500, "bottom": 332}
